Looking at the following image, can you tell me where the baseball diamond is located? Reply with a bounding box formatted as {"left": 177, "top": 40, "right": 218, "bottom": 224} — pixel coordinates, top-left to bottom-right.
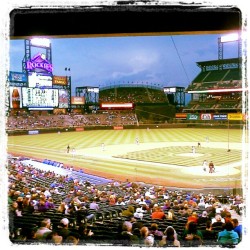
{"left": 7, "top": 128, "right": 246, "bottom": 189}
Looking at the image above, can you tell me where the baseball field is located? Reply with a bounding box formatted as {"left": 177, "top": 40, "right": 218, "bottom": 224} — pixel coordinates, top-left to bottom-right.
{"left": 7, "top": 127, "right": 247, "bottom": 189}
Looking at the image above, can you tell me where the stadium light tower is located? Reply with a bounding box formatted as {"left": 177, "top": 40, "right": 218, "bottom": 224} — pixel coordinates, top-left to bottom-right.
{"left": 218, "top": 32, "right": 241, "bottom": 60}
{"left": 65, "top": 67, "right": 71, "bottom": 112}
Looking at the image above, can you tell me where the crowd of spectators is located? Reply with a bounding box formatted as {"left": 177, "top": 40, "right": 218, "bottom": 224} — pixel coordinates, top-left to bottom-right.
{"left": 99, "top": 87, "right": 168, "bottom": 104}
{"left": 6, "top": 111, "right": 137, "bottom": 130}
{"left": 7, "top": 156, "right": 244, "bottom": 247}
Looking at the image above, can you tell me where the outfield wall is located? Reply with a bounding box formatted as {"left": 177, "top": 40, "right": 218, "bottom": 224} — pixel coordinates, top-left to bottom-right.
{"left": 6, "top": 121, "right": 243, "bottom": 136}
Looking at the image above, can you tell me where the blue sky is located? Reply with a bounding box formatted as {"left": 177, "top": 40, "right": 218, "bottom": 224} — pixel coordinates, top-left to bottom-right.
{"left": 9, "top": 33, "right": 240, "bottom": 96}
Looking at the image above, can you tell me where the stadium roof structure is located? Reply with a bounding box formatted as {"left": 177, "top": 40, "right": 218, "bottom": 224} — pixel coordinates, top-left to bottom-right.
{"left": 196, "top": 58, "right": 241, "bottom": 69}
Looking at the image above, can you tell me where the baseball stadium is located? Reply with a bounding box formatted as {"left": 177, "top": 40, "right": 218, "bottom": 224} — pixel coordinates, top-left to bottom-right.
{"left": 6, "top": 29, "right": 248, "bottom": 246}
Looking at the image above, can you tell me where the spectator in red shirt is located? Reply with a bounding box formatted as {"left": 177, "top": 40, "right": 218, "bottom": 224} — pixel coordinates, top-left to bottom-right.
{"left": 151, "top": 206, "right": 166, "bottom": 220}
{"left": 187, "top": 212, "right": 198, "bottom": 224}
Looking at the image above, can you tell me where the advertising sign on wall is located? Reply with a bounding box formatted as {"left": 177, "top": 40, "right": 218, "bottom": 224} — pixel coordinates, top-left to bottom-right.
{"left": 200, "top": 113, "right": 212, "bottom": 120}
{"left": 187, "top": 114, "right": 199, "bottom": 120}
{"left": 53, "top": 76, "right": 68, "bottom": 85}
{"left": 213, "top": 114, "right": 228, "bottom": 120}
{"left": 53, "top": 108, "right": 67, "bottom": 115}
{"left": 59, "top": 89, "right": 69, "bottom": 108}
{"left": 228, "top": 113, "right": 243, "bottom": 121}
{"left": 9, "top": 87, "right": 22, "bottom": 109}
{"left": 9, "top": 71, "right": 27, "bottom": 83}
{"left": 175, "top": 113, "right": 187, "bottom": 119}
{"left": 71, "top": 96, "right": 85, "bottom": 105}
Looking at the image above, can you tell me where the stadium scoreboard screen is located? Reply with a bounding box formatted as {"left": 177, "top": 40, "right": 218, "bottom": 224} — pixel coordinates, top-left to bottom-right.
{"left": 22, "top": 87, "right": 59, "bottom": 109}
{"left": 28, "top": 72, "right": 52, "bottom": 88}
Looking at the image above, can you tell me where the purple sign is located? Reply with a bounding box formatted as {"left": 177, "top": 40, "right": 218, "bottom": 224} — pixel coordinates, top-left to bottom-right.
{"left": 26, "top": 53, "right": 53, "bottom": 73}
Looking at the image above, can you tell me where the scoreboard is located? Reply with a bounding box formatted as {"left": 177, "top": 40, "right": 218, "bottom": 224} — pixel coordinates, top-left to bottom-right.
{"left": 22, "top": 87, "right": 58, "bottom": 109}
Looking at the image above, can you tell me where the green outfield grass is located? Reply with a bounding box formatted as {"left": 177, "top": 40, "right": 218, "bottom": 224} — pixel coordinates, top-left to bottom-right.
{"left": 7, "top": 128, "right": 245, "bottom": 188}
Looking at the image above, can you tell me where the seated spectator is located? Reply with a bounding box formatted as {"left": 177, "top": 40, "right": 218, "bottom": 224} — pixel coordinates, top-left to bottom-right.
{"left": 75, "top": 206, "right": 95, "bottom": 225}
{"left": 36, "top": 199, "right": 49, "bottom": 213}
{"left": 212, "top": 214, "right": 225, "bottom": 226}
{"left": 140, "top": 226, "right": 155, "bottom": 247}
{"left": 197, "top": 198, "right": 206, "bottom": 209}
{"left": 159, "top": 226, "right": 180, "bottom": 247}
{"left": 45, "top": 197, "right": 55, "bottom": 209}
{"left": 89, "top": 198, "right": 100, "bottom": 210}
{"left": 197, "top": 211, "right": 209, "bottom": 225}
{"left": 10, "top": 201, "right": 22, "bottom": 217}
{"left": 172, "top": 200, "right": 180, "bottom": 210}
{"left": 217, "top": 221, "right": 239, "bottom": 246}
{"left": 116, "top": 197, "right": 126, "bottom": 205}
{"left": 45, "top": 231, "right": 63, "bottom": 245}
{"left": 77, "top": 223, "right": 94, "bottom": 242}
{"left": 201, "top": 220, "right": 217, "bottom": 243}
{"left": 218, "top": 205, "right": 228, "bottom": 217}
{"left": 151, "top": 206, "right": 166, "bottom": 220}
{"left": 65, "top": 232, "right": 80, "bottom": 245}
{"left": 187, "top": 211, "right": 198, "bottom": 224}
{"left": 133, "top": 207, "right": 143, "bottom": 219}
{"left": 118, "top": 221, "right": 139, "bottom": 246}
{"left": 22, "top": 226, "right": 39, "bottom": 244}
{"left": 162, "top": 200, "right": 171, "bottom": 211}
{"left": 109, "top": 195, "right": 116, "bottom": 205}
{"left": 57, "top": 202, "right": 67, "bottom": 214}
{"left": 166, "top": 209, "right": 177, "bottom": 220}
{"left": 182, "top": 221, "right": 203, "bottom": 247}
{"left": 224, "top": 211, "right": 232, "bottom": 223}
{"left": 35, "top": 218, "right": 52, "bottom": 240}
{"left": 208, "top": 206, "right": 217, "bottom": 220}
{"left": 141, "top": 204, "right": 149, "bottom": 213}
{"left": 16, "top": 196, "right": 24, "bottom": 211}
{"left": 122, "top": 205, "right": 135, "bottom": 217}
{"left": 125, "top": 196, "right": 137, "bottom": 205}
{"left": 232, "top": 218, "right": 242, "bottom": 241}
{"left": 56, "top": 218, "right": 72, "bottom": 241}
{"left": 149, "top": 223, "right": 164, "bottom": 237}
{"left": 144, "top": 196, "right": 152, "bottom": 206}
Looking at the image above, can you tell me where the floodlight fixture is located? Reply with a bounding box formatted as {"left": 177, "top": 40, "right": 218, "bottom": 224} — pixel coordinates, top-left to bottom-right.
{"left": 30, "top": 38, "right": 51, "bottom": 48}
{"left": 220, "top": 33, "right": 239, "bottom": 43}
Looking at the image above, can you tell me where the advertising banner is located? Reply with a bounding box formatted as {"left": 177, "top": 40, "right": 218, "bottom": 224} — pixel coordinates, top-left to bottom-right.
{"left": 114, "top": 126, "right": 123, "bottom": 130}
{"left": 9, "top": 71, "right": 27, "bottom": 82}
{"left": 28, "top": 130, "right": 39, "bottom": 135}
{"left": 53, "top": 108, "right": 67, "bottom": 115}
{"left": 75, "top": 128, "right": 84, "bottom": 131}
{"left": 53, "top": 76, "right": 68, "bottom": 85}
{"left": 200, "top": 113, "right": 212, "bottom": 120}
{"left": 71, "top": 96, "right": 85, "bottom": 105}
{"left": 9, "top": 87, "right": 22, "bottom": 109}
{"left": 187, "top": 114, "right": 199, "bottom": 120}
{"left": 175, "top": 113, "right": 187, "bottom": 119}
{"left": 213, "top": 114, "right": 228, "bottom": 120}
{"left": 228, "top": 113, "right": 243, "bottom": 121}
{"left": 59, "top": 89, "right": 69, "bottom": 108}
